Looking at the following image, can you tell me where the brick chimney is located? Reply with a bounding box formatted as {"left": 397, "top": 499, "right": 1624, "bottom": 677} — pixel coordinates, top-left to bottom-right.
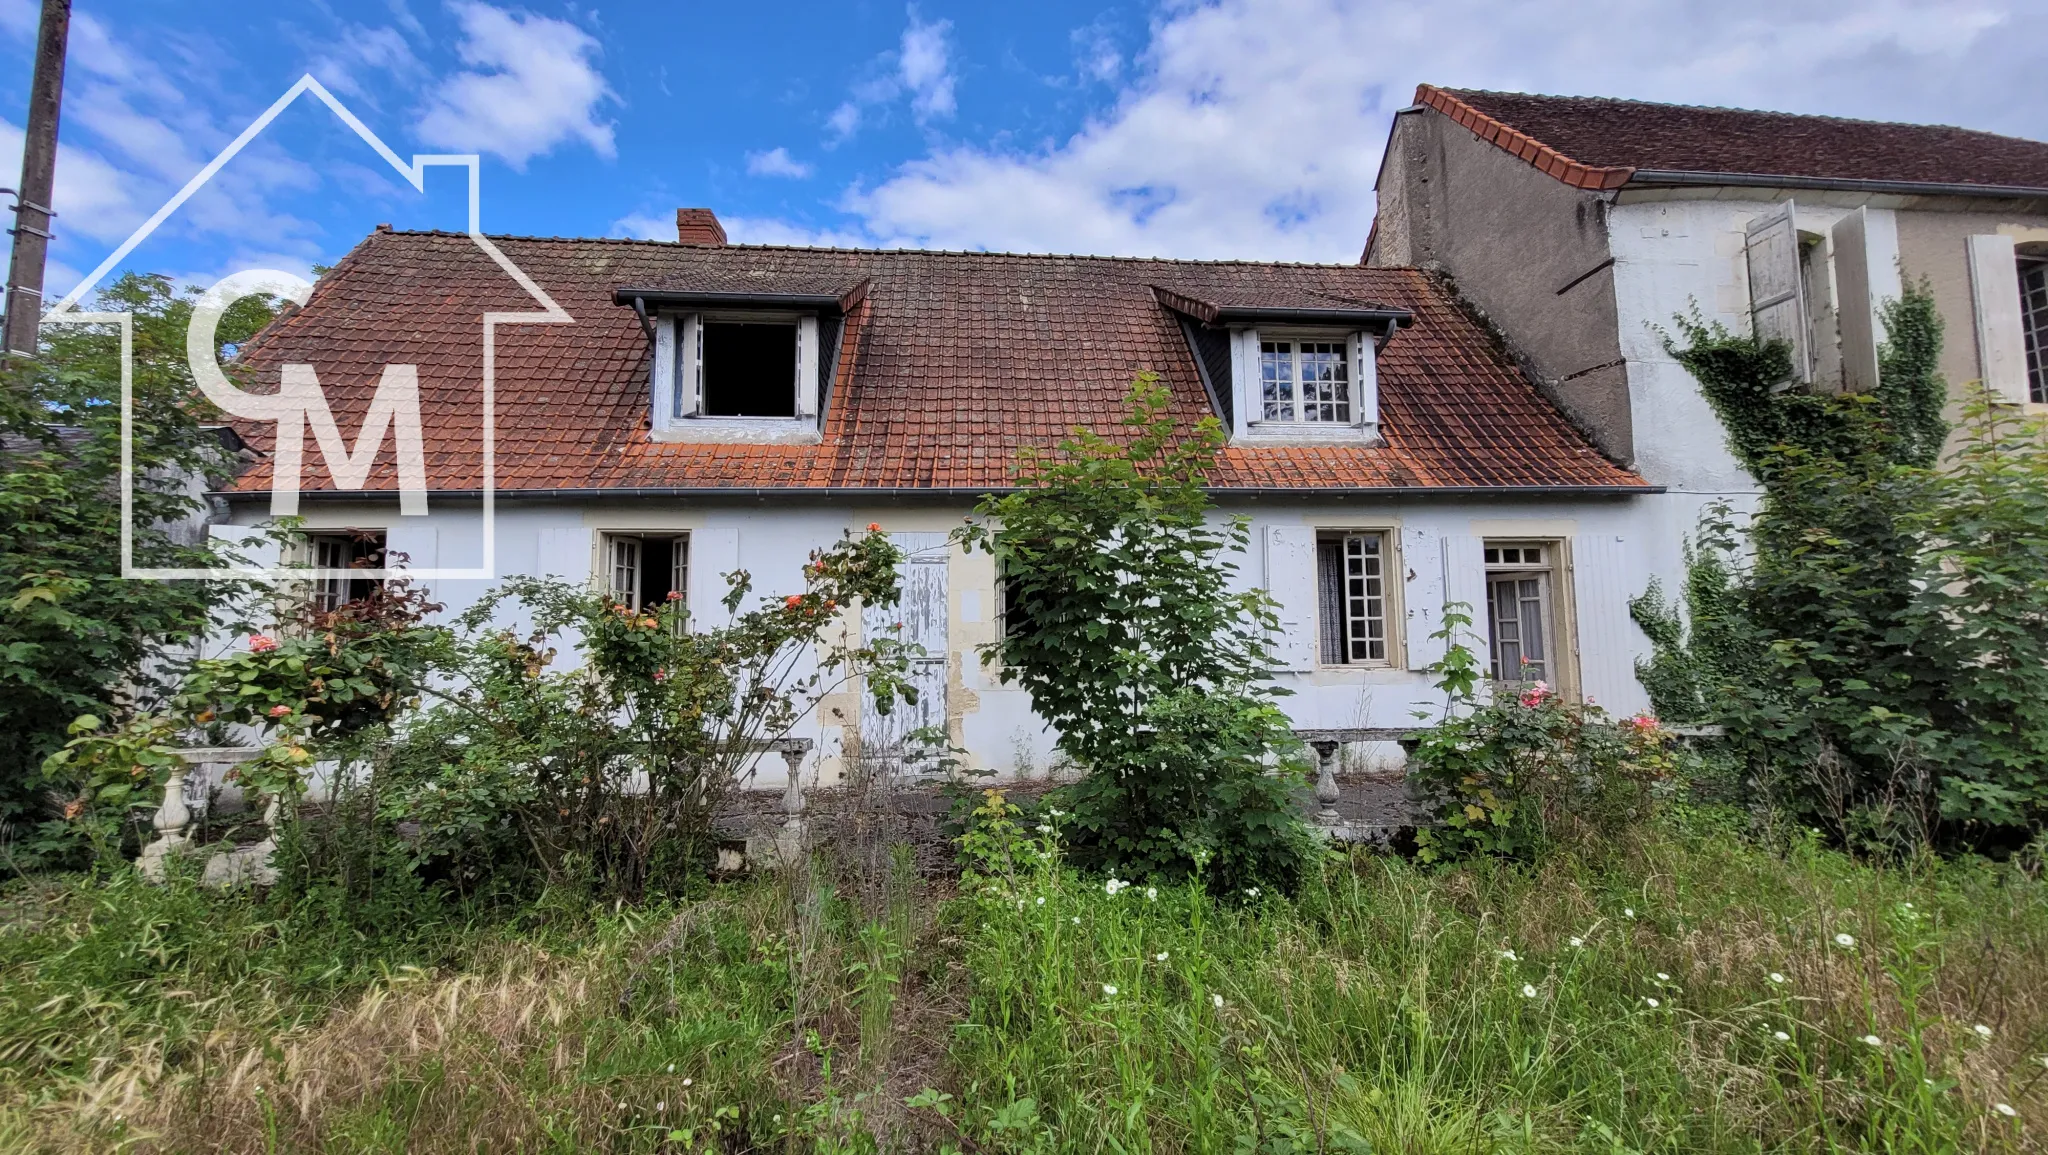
{"left": 675, "top": 208, "right": 727, "bottom": 245}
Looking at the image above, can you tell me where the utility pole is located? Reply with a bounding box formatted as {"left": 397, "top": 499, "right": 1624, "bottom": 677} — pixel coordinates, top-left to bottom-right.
{"left": 3, "top": 0, "right": 70, "bottom": 357}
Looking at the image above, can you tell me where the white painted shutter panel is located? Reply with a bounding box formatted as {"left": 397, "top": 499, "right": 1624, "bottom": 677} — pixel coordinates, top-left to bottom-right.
{"left": 1568, "top": 534, "right": 1647, "bottom": 716}
{"left": 1402, "top": 524, "right": 1444, "bottom": 670}
{"left": 1439, "top": 535, "right": 1488, "bottom": 662}
{"left": 535, "top": 526, "right": 593, "bottom": 585}
{"left": 861, "top": 533, "right": 948, "bottom": 768}
{"left": 687, "top": 526, "right": 739, "bottom": 630}
{"left": 1745, "top": 202, "right": 1809, "bottom": 383}
{"left": 1831, "top": 208, "right": 1881, "bottom": 394}
{"left": 1967, "top": 234, "right": 2029, "bottom": 404}
{"left": 384, "top": 525, "right": 437, "bottom": 571}
{"left": 1262, "top": 526, "right": 1317, "bottom": 672}
{"left": 209, "top": 523, "right": 280, "bottom": 573}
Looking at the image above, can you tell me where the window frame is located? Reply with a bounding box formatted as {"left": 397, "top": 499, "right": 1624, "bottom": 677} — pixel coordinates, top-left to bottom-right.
{"left": 1260, "top": 337, "right": 1353, "bottom": 424}
{"left": 1227, "top": 326, "right": 1379, "bottom": 444}
{"left": 1482, "top": 540, "right": 1559, "bottom": 687}
{"left": 653, "top": 310, "right": 821, "bottom": 440}
{"left": 599, "top": 530, "right": 691, "bottom": 614}
{"left": 2020, "top": 252, "right": 2048, "bottom": 406}
{"left": 1314, "top": 529, "right": 1392, "bottom": 667}
{"left": 302, "top": 530, "right": 387, "bottom": 614}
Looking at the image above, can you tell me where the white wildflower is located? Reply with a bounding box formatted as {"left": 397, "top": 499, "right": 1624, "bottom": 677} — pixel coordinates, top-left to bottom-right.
{"left": 1995, "top": 1103, "right": 2018, "bottom": 1118}
{"left": 1624, "top": 908, "right": 1636, "bottom": 919}
{"left": 1036, "top": 824, "right": 1053, "bottom": 834}
{"left": 1500, "top": 949, "right": 1518, "bottom": 961}
{"left": 1973, "top": 1024, "right": 1993, "bottom": 1039}
{"left": 682, "top": 1078, "right": 692, "bottom": 1087}
{"left": 1522, "top": 984, "right": 1538, "bottom": 998}
{"left": 1834, "top": 933, "right": 1856, "bottom": 948}
{"left": 1862, "top": 1035, "right": 1883, "bottom": 1047}
{"left": 1246, "top": 886, "right": 1261, "bottom": 898}
{"left": 1102, "top": 983, "right": 1118, "bottom": 997}
{"left": 1774, "top": 1031, "right": 1791, "bottom": 1042}
{"left": 1071, "top": 916, "right": 1080, "bottom": 925}
{"left": 1769, "top": 972, "right": 1785, "bottom": 984}
{"left": 1656, "top": 972, "right": 1670, "bottom": 982}
{"left": 1154, "top": 952, "right": 1169, "bottom": 962}
{"left": 656, "top": 1102, "right": 666, "bottom": 1112}
{"left": 1212, "top": 993, "right": 1225, "bottom": 1008}
{"left": 1146, "top": 887, "right": 1158, "bottom": 901}
{"left": 666, "top": 1064, "right": 674, "bottom": 1073}
{"left": 1036, "top": 896, "right": 1045, "bottom": 906}
{"left": 1105, "top": 878, "right": 1127, "bottom": 896}
{"left": 1569, "top": 937, "right": 1585, "bottom": 948}
{"left": 1644, "top": 997, "right": 1660, "bottom": 1008}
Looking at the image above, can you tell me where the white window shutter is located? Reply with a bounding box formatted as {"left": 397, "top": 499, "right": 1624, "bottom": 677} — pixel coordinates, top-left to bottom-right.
{"left": 1567, "top": 534, "right": 1648, "bottom": 716}
{"left": 652, "top": 314, "right": 677, "bottom": 427}
{"left": 1745, "top": 202, "right": 1809, "bottom": 383}
{"left": 688, "top": 526, "right": 740, "bottom": 630}
{"left": 1967, "top": 234, "right": 2029, "bottom": 404}
{"left": 1352, "top": 330, "right": 1379, "bottom": 428}
{"left": 1439, "top": 535, "right": 1488, "bottom": 665}
{"left": 1402, "top": 525, "right": 1444, "bottom": 670}
{"left": 535, "top": 526, "right": 593, "bottom": 585}
{"left": 384, "top": 525, "right": 437, "bottom": 572}
{"left": 796, "top": 315, "right": 820, "bottom": 419}
{"left": 1261, "top": 525, "right": 1317, "bottom": 672}
{"left": 679, "top": 314, "right": 703, "bottom": 417}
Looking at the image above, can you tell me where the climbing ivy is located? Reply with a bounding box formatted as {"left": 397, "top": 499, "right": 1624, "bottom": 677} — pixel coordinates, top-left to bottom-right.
{"left": 1651, "top": 281, "right": 2048, "bottom": 848}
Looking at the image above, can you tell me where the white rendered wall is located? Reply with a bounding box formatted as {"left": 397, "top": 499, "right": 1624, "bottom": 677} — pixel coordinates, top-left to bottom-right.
{"left": 219, "top": 494, "right": 1660, "bottom": 785}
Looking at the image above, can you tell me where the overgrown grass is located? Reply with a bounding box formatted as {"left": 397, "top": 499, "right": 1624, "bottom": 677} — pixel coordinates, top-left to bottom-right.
{"left": 2, "top": 810, "right": 2043, "bottom": 1152}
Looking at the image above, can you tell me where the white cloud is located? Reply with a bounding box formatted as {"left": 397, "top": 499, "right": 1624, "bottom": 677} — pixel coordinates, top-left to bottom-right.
{"left": 796, "top": 0, "right": 2045, "bottom": 262}
{"left": 609, "top": 211, "right": 672, "bottom": 241}
{"left": 747, "top": 147, "right": 815, "bottom": 179}
{"left": 416, "top": 1, "right": 615, "bottom": 169}
{"left": 0, "top": 118, "right": 142, "bottom": 244}
{"left": 310, "top": 24, "right": 427, "bottom": 102}
{"left": 722, "top": 215, "right": 877, "bottom": 249}
{"left": 898, "top": 14, "right": 956, "bottom": 122}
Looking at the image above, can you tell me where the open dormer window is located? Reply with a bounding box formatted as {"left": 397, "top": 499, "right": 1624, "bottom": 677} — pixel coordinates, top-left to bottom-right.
{"left": 700, "top": 321, "right": 799, "bottom": 417}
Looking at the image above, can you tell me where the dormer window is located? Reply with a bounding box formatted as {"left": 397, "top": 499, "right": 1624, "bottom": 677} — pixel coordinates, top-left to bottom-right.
{"left": 696, "top": 320, "right": 802, "bottom": 418}
{"left": 1150, "top": 285, "right": 1408, "bottom": 448}
{"left": 1261, "top": 339, "right": 1352, "bottom": 423}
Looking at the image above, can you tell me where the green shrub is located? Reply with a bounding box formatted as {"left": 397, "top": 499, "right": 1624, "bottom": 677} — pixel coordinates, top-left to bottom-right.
{"left": 957, "top": 375, "right": 1312, "bottom": 893}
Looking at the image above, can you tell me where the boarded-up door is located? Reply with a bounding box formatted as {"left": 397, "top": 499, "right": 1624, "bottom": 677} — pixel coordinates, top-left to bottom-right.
{"left": 861, "top": 532, "right": 948, "bottom": 771}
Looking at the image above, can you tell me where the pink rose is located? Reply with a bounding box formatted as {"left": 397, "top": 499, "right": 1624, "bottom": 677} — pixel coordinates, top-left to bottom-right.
{"left": 267, "top": 704, "right": 292, "bottom": 718}
{"left": 248, "top": 634, "right": 278, "bottom": 653}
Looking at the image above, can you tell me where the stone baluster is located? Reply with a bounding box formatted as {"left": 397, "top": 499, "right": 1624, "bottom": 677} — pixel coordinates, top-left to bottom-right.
{"left": 1310, "top": 740, "right": 1342, "bottom": 827}
{"left": 136, "top": 761, "right": 194, "bottom": 881}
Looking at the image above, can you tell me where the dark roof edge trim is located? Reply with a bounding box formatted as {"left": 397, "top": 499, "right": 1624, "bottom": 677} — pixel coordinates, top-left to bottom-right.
{"left": 1150, "top": 284, "right": 1414, "bottom": 330}
{"left": 608, "top": 288, "right": 850, "bottom": 311}
{"left": 216, "top": 483, "right": 1661, "bottom": 503}
{"left": 1624, "top": 169, "right": 2048, "bottom": 200}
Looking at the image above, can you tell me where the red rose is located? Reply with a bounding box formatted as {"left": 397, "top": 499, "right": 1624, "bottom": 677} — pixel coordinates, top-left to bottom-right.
{"left": 867, "top": 522, "right": 881, "bottom": 532}
{"left": 248, "top": 634, "right": 278, "bottom": 653}
{"left": 785, "top": 595, "right": 802, "bottom": 608}
{"left": 666, "top": 590, "right": 682, "bottom": 601}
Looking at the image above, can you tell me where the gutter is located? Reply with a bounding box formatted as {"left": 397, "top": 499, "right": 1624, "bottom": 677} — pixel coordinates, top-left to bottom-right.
{"left": 215, "top": 483, "right": 1663, "bottom": 503}
{"left": 1624, "top": 169, "right": 2048, "bottom": 201}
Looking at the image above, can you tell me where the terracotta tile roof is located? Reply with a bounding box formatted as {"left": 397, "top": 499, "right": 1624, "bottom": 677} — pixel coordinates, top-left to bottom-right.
{"left": 1420, "top": 84, "right": 2048, "bottom": 193}
{"left": 223, "top": 228, "right": 1647, "bottom": 496}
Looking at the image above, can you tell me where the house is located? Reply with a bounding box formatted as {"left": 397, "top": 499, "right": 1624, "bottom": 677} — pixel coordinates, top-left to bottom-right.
{"left": 1366, "top": 85, "right": 2048, "bottom": 584}
{"left": 210, "top": 210, "right": 1659, "bottom": 788}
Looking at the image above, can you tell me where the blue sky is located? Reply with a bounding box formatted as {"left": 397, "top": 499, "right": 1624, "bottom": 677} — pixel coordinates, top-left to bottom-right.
{"left": 3, "top": 0, "right": 2044, "bottom": 303}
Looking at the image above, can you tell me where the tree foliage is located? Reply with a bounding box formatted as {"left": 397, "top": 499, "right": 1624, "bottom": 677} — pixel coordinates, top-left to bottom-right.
{"left": 1653, "top": 282, "right": 2048, "bottom": 847}
{"left": 957, "top": 375, "right": 1313, "bottom": 894}
{"left": 0, "top": 273, "right": 281, "bottom": 833}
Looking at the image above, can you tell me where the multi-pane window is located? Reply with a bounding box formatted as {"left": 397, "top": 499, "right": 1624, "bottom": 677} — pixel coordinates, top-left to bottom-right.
{"left": 2020, "top": 256, "right": 2048, "bottom": 405}
{"left": 999, "top": 573, "right": 1038, "bottom": 643}
{"left": 1484, "top": 542, "right": 1553, "bottom": 684}
{"left": 604, "top": 533, "right": 688, "bottom": 611}
{"left": 1260, "top": 339, "right": 1351, "bottom": 423}
{"left": 307, "top": 532, "right": 385, "bottom": 614}
{"left": 1316, "top": 532, "right": 1387, "bottom": 664}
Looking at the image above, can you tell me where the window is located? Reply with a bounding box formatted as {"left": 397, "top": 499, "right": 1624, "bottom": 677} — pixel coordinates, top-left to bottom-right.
{"left": 1316, "top": 532, "right": 1387, "bottom": 664}
{"left": 700, "top": 322, "right": 798, "bottom": 417}
{"left": 998, "top": 572, "right": 1038, "bottom": 642}
{"left": 603, "top": 533, "right": 688, "bottom": 611}
{"left": 1260, "top": 339, "right": 1351, "bottom": 423}
{"left": 307, "top": 531, "right": 385, "bottom": 613}
{"left": 1484, "top": 543, "right": 1553, "bottom": 684}
{"left": 2021, "top": 254, "right": 2048, "bottom": 405}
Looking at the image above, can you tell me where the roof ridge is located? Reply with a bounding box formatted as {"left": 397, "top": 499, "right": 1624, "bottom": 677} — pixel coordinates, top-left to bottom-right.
{"left": 381, "top": 227, "right": 1397, "bottom": 270}
{"left": 1435, "top": 86, "right": 2034, "bottom": 142}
